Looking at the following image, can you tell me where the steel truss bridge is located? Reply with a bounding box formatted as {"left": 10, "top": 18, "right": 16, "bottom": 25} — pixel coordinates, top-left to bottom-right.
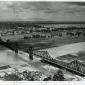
{"left": 0, "top": 39, "right": 85, "bottom": 77}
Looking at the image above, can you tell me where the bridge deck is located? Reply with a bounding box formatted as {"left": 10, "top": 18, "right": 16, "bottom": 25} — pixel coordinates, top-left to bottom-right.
{"left": 33, "top": 53, "right": 85, "bottom": 77}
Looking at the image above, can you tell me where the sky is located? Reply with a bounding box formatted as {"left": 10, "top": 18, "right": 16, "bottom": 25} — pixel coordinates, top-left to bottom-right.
{"left": 0, "top": 1, "right": 85, "bottom": 22}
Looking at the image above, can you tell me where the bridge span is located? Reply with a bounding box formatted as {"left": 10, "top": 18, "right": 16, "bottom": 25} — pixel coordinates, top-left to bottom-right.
{"left": 0, "top": 39, "right": 85, "bottom": 77}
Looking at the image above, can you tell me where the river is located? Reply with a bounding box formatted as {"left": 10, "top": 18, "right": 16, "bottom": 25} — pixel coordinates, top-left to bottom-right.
{"left": 0, "top": 42, "right": 85, "bottom": 66}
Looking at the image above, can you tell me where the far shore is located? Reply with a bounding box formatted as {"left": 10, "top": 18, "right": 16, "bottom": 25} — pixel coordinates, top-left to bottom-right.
{"left": 16, "top": 36, "right": 85, "bottom": 51}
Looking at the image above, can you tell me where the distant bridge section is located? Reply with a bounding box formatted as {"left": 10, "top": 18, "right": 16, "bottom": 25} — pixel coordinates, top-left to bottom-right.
{"left": 0, "top": 38, "right": 18, "bottom": 54}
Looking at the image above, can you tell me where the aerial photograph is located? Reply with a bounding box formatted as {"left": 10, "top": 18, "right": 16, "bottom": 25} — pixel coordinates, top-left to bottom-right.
{"left": 0, "top": 1, "right": 85, "bottom": 81}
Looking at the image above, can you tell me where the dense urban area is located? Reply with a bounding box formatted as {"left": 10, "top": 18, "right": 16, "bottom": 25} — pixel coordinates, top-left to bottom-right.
{"left": 0, "top": 23, "right": 85, "bottom": 41}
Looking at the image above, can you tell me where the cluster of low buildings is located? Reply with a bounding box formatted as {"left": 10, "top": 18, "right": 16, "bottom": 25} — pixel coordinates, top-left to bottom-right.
{"left": 0, "top": 23, "right": 85, "bottom": 41}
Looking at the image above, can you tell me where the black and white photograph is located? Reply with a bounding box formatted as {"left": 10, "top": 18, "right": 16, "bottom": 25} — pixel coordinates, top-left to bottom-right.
{"left": 0, "top": 1, "right": 85, "bottom": 81}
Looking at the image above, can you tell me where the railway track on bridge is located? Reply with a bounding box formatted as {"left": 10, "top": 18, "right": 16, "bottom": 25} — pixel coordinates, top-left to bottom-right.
{"left": 33, "top": 53, "right": 85, "bottom": 77}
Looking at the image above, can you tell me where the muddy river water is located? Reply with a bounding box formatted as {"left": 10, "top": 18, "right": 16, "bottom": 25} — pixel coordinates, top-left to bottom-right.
{"left": 0, "top": 42, "right": 85, "bottom": 66}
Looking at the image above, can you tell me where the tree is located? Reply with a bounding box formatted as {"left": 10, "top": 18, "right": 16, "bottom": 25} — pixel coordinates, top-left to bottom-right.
{"left": 3, "top": 73, "right": 23, "bottom": 81}
{"left": 52, "top": 69, "right": 65, "bottom": 81}
{"left": 43, "top": 75, "right": 52, "bottom": 81}
{"left": 23, "top": 71, "right": 34, "bottom": 81}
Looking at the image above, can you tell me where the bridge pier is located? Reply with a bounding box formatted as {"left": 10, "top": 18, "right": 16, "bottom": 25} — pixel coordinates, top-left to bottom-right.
{"left": 14, "top": 42, "right": 18, "bottom": 55}
{"left": 15, "top": 48, "right": 18, "bottom": 55}
{"left": 28, "top": 46, "right": 33, "bottom": 60}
